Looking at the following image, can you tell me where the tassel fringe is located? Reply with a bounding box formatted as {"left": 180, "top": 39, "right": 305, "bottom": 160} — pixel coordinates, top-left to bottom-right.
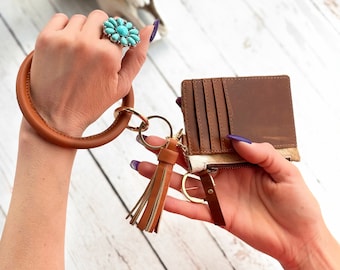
{"left": 126, "top": 138, "right": 178, "bottom": 233}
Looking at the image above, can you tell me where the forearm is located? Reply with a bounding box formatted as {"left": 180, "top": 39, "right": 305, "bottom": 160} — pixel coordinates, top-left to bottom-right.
{"left": 0, "top": 119, "right": 76, "bottom": 270}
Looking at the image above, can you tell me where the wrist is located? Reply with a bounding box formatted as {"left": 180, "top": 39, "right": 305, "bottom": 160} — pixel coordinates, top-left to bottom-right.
{"left": 37, "top": 111, "right": 86, "bottom": 138}
{"left": 282, "top": 226, "right": 340, "bottom": 270}
{"left": 19, "top": 118, "right": 77, "bottom": 154}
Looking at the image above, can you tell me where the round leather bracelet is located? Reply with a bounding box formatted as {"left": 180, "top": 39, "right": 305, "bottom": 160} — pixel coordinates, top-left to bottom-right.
{"left": 16, "top": 51, "right": 134, "bottom": 149}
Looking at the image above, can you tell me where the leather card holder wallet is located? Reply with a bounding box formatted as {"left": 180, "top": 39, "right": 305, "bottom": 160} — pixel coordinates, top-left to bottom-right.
{"left": 180, "top": 75, "right": 300, "bottom": 173}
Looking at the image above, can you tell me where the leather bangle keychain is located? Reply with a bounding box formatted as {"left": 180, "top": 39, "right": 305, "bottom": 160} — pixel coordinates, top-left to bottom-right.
{"left": 16, "top": 51, "right": 134, "bottom": 149}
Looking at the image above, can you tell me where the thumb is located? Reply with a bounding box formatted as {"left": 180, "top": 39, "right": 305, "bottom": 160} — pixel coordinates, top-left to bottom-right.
{"left": 228, "top": 135, "right": 301, "bottom": 183}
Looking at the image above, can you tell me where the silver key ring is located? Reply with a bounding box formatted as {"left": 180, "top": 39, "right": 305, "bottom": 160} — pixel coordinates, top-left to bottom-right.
{"left": 114, "top": 106, "right": 149, "bottom": 132}
{"left": 138, "top": 115, "right": 173, "bottom": 150}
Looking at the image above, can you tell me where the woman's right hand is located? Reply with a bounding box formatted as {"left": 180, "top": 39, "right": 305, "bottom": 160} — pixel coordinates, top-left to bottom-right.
{"left": 135, "top": 136, "right": 340, "bottom": 269}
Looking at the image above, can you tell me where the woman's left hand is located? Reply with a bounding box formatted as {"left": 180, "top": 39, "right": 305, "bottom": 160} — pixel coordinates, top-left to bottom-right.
{"left": 30, "top": 10, "right": 154, "bottom": 136}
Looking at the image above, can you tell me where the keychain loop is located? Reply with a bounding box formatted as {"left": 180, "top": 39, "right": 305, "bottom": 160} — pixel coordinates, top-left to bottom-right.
{"left": 138, "top": 115, "right": 173, "bottom": 150}
{"left": 114, "top": 106, "right": 149, "bottom": 132}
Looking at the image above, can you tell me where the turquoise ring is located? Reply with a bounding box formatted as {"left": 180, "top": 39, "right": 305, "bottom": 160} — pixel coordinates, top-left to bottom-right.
{"left": 103, "top": 17, "right": 140, "bottom": 47}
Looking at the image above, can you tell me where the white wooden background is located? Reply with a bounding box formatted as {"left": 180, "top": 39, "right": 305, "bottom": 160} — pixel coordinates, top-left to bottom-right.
{"left": 1, "top": 0, "right": 340, "bottom": 269}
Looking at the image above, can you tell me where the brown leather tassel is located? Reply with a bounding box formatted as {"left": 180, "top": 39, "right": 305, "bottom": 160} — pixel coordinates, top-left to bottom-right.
{"left": 127, "top": 138, "right": 178, "bottom": 233}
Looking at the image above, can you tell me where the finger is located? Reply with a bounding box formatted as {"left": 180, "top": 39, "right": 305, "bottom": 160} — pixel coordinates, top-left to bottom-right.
{"left": 117, "top": 25, "right": 153, "bottom": 96}
{"left": 141, "top": 135, "right": 168, "bottom": 152}
{"left": 63, "top": 14, "right": 87, "bottom": 33}
{"left": 136, "top": 161, "right": 205, "bottom": 197}
{"left": 41, "top": 13, "right": 69, "bottom": 32}
{"left": 140, "top": 135, "right": 188, "bottom": 168}
{"left": 231, "top": 140, "right": 301, "bottom": 183}
{"left": 81, "top": 10, "right": 108, "bottom": 39}
{"left": 164, "top": 196, "right": 214, "bottom": 224}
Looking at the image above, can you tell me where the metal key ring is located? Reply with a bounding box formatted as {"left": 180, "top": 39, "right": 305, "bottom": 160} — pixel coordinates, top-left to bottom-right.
{"left": 114, "top": 106, "right": 149, "bottom": 132}
{"left": 138, "top": 115, "right": 173, "bottom": 150}
{"left": 181, "top": 173, "right": 205, "bottom": 204}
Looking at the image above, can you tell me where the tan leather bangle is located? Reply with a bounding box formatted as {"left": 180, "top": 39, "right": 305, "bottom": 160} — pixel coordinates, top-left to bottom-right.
{"left": 16, "top": 51, "right": 134, "bottom": 148}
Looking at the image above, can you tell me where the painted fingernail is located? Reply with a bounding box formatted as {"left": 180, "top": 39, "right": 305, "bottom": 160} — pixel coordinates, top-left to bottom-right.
{"left": 136, "top": 134, "right": 148, "bottom": 144}
{"left": 150, "top": 19, "right": 160, "bottom": 42}
{"left": 227, "top": 134, "right": 252, "bottom": 144}
{"left": 130, "top": 160, "right": 140, "bottom": 170}
{"left": 176, "top": 97, "right": 182, "bottom": 108}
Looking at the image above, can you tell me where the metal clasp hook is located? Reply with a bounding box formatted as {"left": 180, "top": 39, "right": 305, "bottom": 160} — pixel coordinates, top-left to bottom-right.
{"left": 181, "top": 173, "right": 205, "bottom": 204}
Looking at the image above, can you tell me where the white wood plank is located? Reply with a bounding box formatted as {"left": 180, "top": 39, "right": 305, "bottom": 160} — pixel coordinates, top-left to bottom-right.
{"left": 310, "top": 0, "right": 340, "bottom": 34}
{"left": 0, "top": 17, "right": 26, "bottom": 215}
{"left": 148, "top": 0, "right": 237, "bottom": 93}
{"left": 1, "top": 0, "right": 40, "bottom": 53}
{"left": 49, "top": 0, "right": 99, "bottom": 16}
{"left": 65, "top": 150, "right": 165, "bottom": 269}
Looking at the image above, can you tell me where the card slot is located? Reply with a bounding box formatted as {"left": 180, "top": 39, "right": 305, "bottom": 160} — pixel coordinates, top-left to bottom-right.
{"left": 203, "top": 79, "right": 220, "bottom": 152}
{"left": 181, "top": 80, "right": 200, "bottom": 155}
{"left": 193, "top": 80, "right": 210, "bottom": 153}
{"left": 213, "top": 78, "right": 232, "bottom": 152}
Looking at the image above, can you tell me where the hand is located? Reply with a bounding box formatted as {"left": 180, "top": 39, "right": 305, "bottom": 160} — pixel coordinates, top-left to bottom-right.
{"left": 30, "top": 10, "right": 154, "bottom": 136}
{"left": 135, "top": 136, "right": 340, "bottom": 269}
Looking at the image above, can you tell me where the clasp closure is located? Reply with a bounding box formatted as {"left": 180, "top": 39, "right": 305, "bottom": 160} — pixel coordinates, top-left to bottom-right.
{"left": 181, "top": 173, "right": 206, "bottom": 204}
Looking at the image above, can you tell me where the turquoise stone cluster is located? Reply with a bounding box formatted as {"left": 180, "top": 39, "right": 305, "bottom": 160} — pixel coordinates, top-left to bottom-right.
{"left": 103, "top": 17, "right": 140, "bottom": 47}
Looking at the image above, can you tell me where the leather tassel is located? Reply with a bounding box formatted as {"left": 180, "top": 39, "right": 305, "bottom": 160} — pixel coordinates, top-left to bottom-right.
{"left": 127, "top": 138, "right": 178, "bottom": 233}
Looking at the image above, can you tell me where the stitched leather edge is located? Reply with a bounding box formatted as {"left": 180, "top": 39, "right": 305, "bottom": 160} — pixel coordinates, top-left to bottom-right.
{"left": 16, "top": 51, "right": 133, "bottom": 148}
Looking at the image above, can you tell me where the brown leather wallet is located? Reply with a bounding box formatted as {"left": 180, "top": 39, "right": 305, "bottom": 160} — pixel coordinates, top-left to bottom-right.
{"left": 178, "top": 75, "right": 300, "bottom": 227}
{"left": 180, "top": 75, "right": 300, "bottom": 173}
{"left": 16, "top": 51, "right": 134, "bottom": 148}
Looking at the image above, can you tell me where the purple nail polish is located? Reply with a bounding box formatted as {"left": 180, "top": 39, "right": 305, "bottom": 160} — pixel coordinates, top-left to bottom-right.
{"left": 176, "top": 97, "right": 182, "bottom": 108}
{"left": 136, "top": 134, "right": 148, "bottom": 144}
{"left": 227, "top": 134, "right": 252, "bottom": 144}
{"left": 150, "top": 19, "right": 160, "bottom": 42}
{"left": 130, "top": 160, "right": 140, "bottom": 170}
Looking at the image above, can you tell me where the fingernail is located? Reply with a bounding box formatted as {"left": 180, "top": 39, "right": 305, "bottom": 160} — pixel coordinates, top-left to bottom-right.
{"left": 136, "top": 134, "right": 148, "bottom": 144}
{"left": 130, "top": 160, "right": 140, "bottom": 170}
{"left": 150, "top": 19, "right": 160, "bottom": 42}
{"left": 227, "top": 134, "right": 252, "bottom": 144}
{"left": 176, "top": 97, "right": 182, "bottom": 108}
